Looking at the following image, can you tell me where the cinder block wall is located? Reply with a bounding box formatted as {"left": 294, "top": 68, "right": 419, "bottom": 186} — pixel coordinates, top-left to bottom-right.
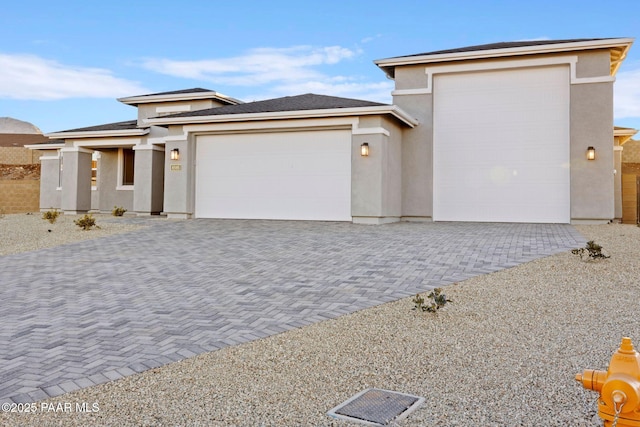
{"left": 0, "top": 148, "right": 41, "bottom": 165}
{"left": 0, "top": 180, "right": 40, "bottom": 213}
{"left": 623, "top": 140, "right": 640, "bottom": 164}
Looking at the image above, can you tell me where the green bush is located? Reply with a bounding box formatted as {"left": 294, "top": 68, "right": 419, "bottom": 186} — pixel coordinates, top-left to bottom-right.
{"left": 74, "top": 214, "right": 99, "bottom": 230}
{"left": 112, "top": 206, "right": 127, "bottom": 216}
{"left": 413, "top": 288, "right": 452, "bottom": 313}
{"left": 42, "top": 208, "right": 60, "bottom": 224}
{"left": 571, "top": 240, "right": 610, "bottom": 260}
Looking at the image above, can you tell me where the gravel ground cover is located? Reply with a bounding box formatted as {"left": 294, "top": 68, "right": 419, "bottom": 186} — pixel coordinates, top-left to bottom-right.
{"left": 0, "top": 219, "right": 638, "bottom": 426}
{"left": 0, "top": 212, "right": 147, "bottom": 256}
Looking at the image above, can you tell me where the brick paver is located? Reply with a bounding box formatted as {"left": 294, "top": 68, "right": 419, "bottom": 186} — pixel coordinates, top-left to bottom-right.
{"left": 0, "top": 219, "right": 585, "bottom": 403}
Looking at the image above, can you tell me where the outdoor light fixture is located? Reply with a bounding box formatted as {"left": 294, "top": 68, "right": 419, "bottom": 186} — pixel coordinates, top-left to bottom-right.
{"left": 170, "top": 148, "right": 180, "bottom": 160}
{"left": 587, "top": 146, "right": 596, "bottom": 160}
{"left": 361, "top": 143, "right": 369, "bottom": 157}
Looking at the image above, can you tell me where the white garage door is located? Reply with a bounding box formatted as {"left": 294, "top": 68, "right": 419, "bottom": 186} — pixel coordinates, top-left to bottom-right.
{"left": 195, "top": 130, "right": 352, "bottom": 221}
{"left": 433, "top": 66, "right": 570, "bottom": 223}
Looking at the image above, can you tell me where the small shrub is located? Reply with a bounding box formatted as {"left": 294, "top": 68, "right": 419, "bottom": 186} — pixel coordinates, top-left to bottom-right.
{"left": 74, "top": 214, "right": 100, "bottom": 230}
{"left": 571, "top": 240, "right": 610, "bottom": 260}
{"left": 413, "top": 288, "right": 452, "bottom": 313}
{"left": 42, "top": 208, "right": 60, "bottom": 224}
{"left": 112, "top": 206, "right": 127, "bottom": 217}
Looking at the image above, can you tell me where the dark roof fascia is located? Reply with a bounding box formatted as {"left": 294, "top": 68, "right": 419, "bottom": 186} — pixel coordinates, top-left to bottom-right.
{"left": 46, "top": 120, "right": 149, "bottom": 139}
{"left": 146, "top": 94, "right": 418, "bottom": 128}
{"left": 152, "top": 93, "right": 388, "bottom": 119}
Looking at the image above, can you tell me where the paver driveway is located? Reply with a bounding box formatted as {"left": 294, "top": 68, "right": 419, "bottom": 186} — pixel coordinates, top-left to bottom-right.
{"left": 0, "top": 219, "right": 585, "bottom": 403}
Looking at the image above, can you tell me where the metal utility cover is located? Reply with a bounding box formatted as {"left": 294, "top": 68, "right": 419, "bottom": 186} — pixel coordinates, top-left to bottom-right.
{"left": 327, "top": 388, "right": 425, "bottom": 426}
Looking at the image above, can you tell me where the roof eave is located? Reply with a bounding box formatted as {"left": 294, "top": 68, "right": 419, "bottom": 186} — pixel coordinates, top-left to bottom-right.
{"left": 614, "top": 127, "right": 638, "bottom": 145}
{"left": 375, "top": 38, "right": 635, "bottom": 79}
{"left": 145, "top": 105, "right": 419, "bottom": 128}
{"left": 118, "top": 91, "right": 242, "bottom": 106}
{"left": 45, "top": 128, "right": 150, "bottom": 139}
{"left": 24, "top": 143, "right": 65, "bottom": 150}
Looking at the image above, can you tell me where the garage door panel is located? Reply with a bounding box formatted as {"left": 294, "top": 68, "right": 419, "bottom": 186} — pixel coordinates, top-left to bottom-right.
{"left": 196, "top": 130, "right": 352, "bottom": 221}
{"left": 434, "top": 66, "right": 570, "bottom": 223}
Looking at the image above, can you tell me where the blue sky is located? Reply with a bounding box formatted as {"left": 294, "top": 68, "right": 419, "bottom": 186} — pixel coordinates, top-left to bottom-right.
{"left": 1, "top": 0, "right": 639, "bottom": 134}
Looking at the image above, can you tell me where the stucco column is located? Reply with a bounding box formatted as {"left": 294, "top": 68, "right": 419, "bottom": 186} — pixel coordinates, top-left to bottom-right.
{"left": 133, "top": 144, "right": 165, "bottom": 215}
{"left": 163, "top": 135, "right": 193, "bottom": 219}
{"left": 614, "top": 145, "right": 623, "bottom": 221}
{"left": 38, "top": 151, "right": 62, "bottom": 211}
{"left": 60, "top": 147, "right": 92, "bottom": 214}
{"left": 351, "top": 131, "right": 400, "bottom": 224}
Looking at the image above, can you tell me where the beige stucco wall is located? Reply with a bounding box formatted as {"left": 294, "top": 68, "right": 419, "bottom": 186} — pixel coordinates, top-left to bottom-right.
{"left": 0, "top": 180, "right": 40, "bottom": 213}
{"left": 623, "top": 139, "right": 640, "bottom": 163}
{"left": 0, "top": 147, "right": 41, "bottom": 164}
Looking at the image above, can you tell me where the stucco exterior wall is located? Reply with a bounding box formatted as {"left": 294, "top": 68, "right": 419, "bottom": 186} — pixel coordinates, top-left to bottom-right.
{"left": 569, "top": 51, "right": 614, "bottom": 221}
{"left": 570, "top": 81, "right": 614, "bottom": 220}
{"left": 38, "top": 153, "right": 61, "bottom": 210}
{"left": 137, "top": 99, "right": 229, "bottom": 125}
{"left": 133, "top": 146, "right": 164, "bottom": 214}
{"left": 163, "top": 132, "right": 193, "bottom": 218}
{"left": 381, "top": 116, "right": 403, "bottom": 218}
{"left": 351, "top": 116, "right": 404, "bottom": 223}
{"left": 60, "top": 148, "right": 92, "bottom": 213}
{"left": 389, "top": 49, "right": 617, "bottom": 223}
{"left": 351, "top": 130, "right": 385, "bottom": 219}
{"left": 97, "top": 149, "right": 134, "bottom": 212}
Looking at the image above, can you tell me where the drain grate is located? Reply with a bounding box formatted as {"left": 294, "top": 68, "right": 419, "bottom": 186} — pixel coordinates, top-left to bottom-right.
{"left": 327, "top": 388, "right": 425, "bottom": 426}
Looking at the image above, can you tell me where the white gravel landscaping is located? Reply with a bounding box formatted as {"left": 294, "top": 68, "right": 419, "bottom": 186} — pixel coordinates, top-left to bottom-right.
{"left": 0, "top": 212, "right": 146, "bottom": 256}
{"left": 0, "top": 218, "right": 638, "bottom": 426}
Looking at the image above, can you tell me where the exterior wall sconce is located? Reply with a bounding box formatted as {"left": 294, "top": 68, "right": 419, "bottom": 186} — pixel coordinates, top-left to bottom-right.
{"left": 586, "top": 146, "right": 596, "bottom": 160}
{"left": 170, "top": 148, "right": 180, "bottom": 160}
{"left": 360, "top": 143, "right": 369, "bottom": 157}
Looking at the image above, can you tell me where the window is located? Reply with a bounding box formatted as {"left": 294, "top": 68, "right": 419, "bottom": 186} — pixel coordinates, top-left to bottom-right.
{"left": 122, "top": 148, "right": 135, "bottom": 186}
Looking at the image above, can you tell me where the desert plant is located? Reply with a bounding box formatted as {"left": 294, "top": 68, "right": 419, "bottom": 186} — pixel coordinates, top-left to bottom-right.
{"left": 413, "top": 288, "right": 452, "bottom": 313}
{"left": 571, "top": 240, "right": 610, "bottom": 260}
{"left": 112, "top": 206, "right": 127, "bottom": 216}
{"left": 74, "top": 214, "right": 99, "bottom": 230}
{"left": 42, "top": 208, "right": 60, "bottom": 224}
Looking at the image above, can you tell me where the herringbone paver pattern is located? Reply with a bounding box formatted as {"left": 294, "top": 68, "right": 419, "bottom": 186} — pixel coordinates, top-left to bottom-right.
{"left": 0, "top": 220, "right": 585, "bottom": 403}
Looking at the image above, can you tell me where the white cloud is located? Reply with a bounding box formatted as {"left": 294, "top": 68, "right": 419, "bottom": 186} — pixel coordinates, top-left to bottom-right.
{"left": 142, "top": 45, "right": 393, "bottom": 103}
{"left": 615, "top": 67, "right": 640, "bottom": 120}
{"left": 361, "top": 34, "right": 382, "bottom": 44}
{"left": 142, "top": 45, "right": 359, "bottom": 86}
{"left": 0, "top": 54, "right": 148, "bottom": 100}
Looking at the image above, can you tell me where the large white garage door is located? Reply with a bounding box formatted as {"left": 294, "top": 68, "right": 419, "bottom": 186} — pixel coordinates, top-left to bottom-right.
{"left": 195, "top": 130, "right": 352, "bottom": 221}
{"left": 433, "top": 66, "right": 570, "bottom": 223}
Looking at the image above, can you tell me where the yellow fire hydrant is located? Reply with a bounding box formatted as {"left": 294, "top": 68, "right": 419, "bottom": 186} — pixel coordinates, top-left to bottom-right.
{"left": 576, "top": 337, "right": 640, "bottom": 426}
